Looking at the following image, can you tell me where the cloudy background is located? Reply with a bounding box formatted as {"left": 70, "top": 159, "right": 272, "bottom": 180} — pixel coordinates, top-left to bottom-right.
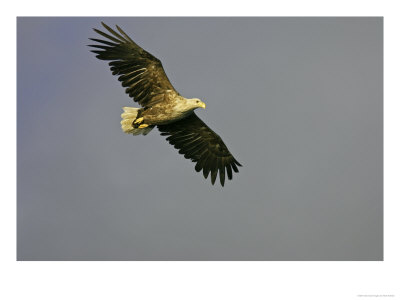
{"left": 17, "top": 17, "right": 382, "bottom": 260}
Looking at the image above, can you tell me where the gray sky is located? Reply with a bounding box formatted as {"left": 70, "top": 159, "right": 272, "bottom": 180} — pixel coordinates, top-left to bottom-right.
{"left": 17, "top": 17, "right": 383, "bottom": 260}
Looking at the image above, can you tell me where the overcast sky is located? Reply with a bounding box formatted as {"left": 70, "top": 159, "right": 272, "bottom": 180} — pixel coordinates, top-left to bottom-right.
{"left": 17, "top": 17, "right": 382, "bottom": 260}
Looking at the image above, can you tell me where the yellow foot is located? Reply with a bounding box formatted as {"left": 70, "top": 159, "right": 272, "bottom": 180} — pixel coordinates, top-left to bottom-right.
{"left": 133, "top": 117, "right": 144, "bottom": 124}
{"left": 138, "top": 124, "right": 149, "bottom": 128}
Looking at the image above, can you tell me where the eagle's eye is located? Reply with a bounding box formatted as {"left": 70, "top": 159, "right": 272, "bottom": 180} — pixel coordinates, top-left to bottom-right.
{"left": 196, "top": 100, "right": 199, "bottom": 103}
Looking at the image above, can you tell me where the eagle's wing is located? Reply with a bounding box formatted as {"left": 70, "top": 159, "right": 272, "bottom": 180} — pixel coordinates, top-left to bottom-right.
{"left": 89, "top": 22, "right": 178, "bottom": 107}
{"left": 158, "top": 113, "right": 242, "bottom": 186}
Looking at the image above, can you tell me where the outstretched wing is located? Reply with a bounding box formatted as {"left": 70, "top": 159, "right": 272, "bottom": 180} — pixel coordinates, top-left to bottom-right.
{"left": 89, "top": 22, "right": 178, "bottom": 107}
{"left": 158, "top": 113, "right": 242, "bottom": 186}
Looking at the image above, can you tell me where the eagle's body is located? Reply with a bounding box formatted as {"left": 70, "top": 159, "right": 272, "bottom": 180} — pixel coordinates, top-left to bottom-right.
{"left": 89, "top": 23, "right": 241, "bottom": 186}
{"left": 135, "top": 94, "right": 203, "bottom": 126}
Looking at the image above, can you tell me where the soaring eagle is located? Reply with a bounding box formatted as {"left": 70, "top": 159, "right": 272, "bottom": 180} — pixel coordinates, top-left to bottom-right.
{"left": 89, "top": 23, "right": 241, "bottom": 186}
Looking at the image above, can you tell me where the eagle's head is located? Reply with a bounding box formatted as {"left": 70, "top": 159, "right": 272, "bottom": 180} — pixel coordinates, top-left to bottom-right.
{"left": 188, "top": 98, "right": 206, "bottom": 110}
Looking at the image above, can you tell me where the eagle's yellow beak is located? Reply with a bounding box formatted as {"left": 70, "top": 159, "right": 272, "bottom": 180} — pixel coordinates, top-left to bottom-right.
{"left": 200, "top": 102, "right": 206, "bottom": 109}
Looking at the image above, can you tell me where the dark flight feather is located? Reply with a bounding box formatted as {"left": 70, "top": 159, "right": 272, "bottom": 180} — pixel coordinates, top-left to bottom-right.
{"left": 88, "top": 22, "right": 178, "bottom": 107}
{"left": 158, "top": 113, "right": 241, "bottom": 186}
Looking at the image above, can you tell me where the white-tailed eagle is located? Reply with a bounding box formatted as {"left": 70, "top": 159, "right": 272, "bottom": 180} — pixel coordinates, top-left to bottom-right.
{"left": 89, "top": 23, "right": 241, "bottom": 186}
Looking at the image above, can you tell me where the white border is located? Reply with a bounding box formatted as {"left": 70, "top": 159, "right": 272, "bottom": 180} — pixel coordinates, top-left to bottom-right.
{"left": 2, "top": 1, "right": 398, "bottom": 299}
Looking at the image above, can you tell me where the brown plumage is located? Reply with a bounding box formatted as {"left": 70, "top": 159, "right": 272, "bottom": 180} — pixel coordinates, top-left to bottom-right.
{"left": 89, "top": 22, "right": 241, "bottom": 186}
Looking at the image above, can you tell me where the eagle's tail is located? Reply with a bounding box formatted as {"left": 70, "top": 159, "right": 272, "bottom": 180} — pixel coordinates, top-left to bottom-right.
{"left": 120, "top": 107, "right": 154, "bottom": 136}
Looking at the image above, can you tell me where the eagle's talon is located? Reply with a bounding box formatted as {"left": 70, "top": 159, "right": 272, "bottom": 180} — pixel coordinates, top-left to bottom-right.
{"left": 138, "top": 124, "right": 149, "bottom": 128}
{"left": 134, "top": 117, "right": 144, "bottom": 124}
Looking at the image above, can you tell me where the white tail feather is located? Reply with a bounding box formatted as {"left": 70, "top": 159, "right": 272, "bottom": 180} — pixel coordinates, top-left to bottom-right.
{"left": 120, "top": 107, "right": 153, "bottom": 136}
